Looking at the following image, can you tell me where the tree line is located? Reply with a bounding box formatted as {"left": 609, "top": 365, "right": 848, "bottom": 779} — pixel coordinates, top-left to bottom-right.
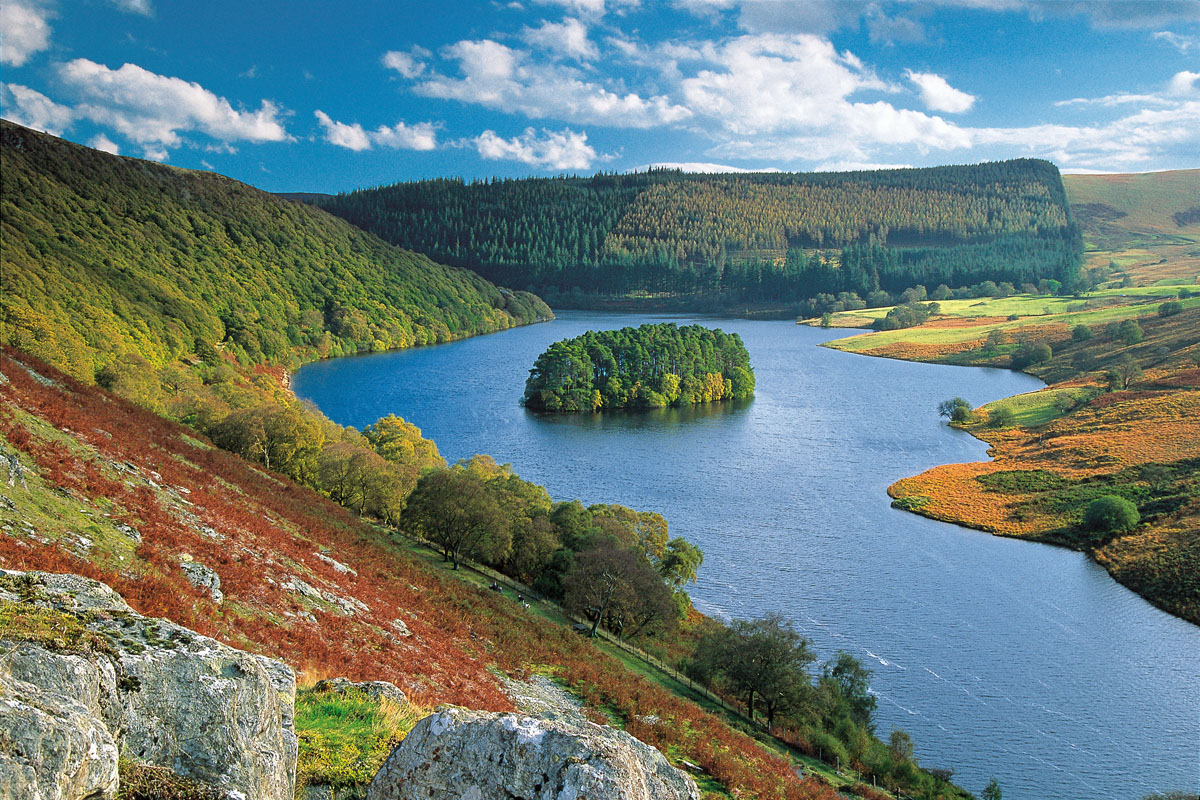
{"left": 316, "top": 159, "right": 1081, "bottom": 305}
{"left": 523, "top": 323, "right": 755, "bottom": 411}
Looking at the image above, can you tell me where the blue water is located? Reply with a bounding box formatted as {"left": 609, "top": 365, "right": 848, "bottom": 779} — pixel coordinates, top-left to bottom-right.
{"left": 294, "top": 311, "right": 1200, "bottom": 800}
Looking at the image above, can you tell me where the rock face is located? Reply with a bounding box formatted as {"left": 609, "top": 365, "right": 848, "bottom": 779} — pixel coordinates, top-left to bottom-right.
{"left": 366, "top": 707, "right": 701, "bottom": 800}
{"left": 0, "top": 570, "right": 297, "bottom": 800}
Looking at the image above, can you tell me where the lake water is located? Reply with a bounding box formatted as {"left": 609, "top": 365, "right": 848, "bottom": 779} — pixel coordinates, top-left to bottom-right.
{"left": 293, "top": 311, "right": 1200, "bottom": 800}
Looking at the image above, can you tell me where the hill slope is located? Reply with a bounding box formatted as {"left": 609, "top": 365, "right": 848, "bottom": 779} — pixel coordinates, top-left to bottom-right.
{"left": 0, "top": 121, "right": 550, "bottom": 382}
{"left": 1064, "top": 170, "right": 1200, "bottom": 287}
{"left": 316, "top": 160, "right": 1081, "bottom": 305}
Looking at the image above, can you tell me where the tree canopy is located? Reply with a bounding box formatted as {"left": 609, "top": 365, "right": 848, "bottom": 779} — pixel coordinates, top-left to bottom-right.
{"left": 523, "top": 323, "right": 754, "bottom": 411}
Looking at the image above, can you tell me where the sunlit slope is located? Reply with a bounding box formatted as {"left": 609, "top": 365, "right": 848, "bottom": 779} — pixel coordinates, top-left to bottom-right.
{"left": 1065, "top": 169, "right": 1200, "bottom": 236}
{"left": 0, "top": 120, "right": 551, "bottom": 382}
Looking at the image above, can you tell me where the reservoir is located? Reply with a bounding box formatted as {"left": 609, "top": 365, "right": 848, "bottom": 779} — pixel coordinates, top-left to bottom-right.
{"left": 293, "top": 311, "right": 1200, "bottom": 800}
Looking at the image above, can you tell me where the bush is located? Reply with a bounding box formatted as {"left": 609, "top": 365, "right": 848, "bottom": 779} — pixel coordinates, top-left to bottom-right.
{"left": 1116, "top": 319, "right": 1144, "bottom": 345}
{"left": 1072, "top": 324, "right": 1093, "bottom": 342}
{"left": 987, "top": 406, "right": 1017, "bottom": 428}
{"left": 1010, "top": 341, "right": 1052, "bottom": 370}
{"left": 1158, "top": 300, "right": 1183, "bottom": 317}
{"left": 1082, "top": 495, "right": 1140, "bottom": 534}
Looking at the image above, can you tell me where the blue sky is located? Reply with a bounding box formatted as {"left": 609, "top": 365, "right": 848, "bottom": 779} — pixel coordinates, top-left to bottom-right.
{"left": 2, "top": 0, "right": 1198, "bottom": 192}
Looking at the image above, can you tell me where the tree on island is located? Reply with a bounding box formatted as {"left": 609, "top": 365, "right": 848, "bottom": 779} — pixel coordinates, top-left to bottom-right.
{"left": 523, "top": 323, "right": 754, "bottom": 412}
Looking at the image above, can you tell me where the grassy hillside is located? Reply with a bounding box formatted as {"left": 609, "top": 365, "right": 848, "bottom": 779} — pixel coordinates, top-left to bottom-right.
{"left": 316, "top": 161, "right": 1081, "bottom": 308}
{"left": 1064, "top": 170, "right": 1200, "bottom": 286}
{"left": 0, "top": 120, "right": 551, "bottom": 382}
{"left": 3, "top": 346, "right": 977, "bottom": 800}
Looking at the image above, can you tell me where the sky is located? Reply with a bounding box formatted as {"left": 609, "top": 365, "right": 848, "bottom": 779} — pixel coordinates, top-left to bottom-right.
{"left": 1, "top": 0, "right": 1198, "bottom": 192}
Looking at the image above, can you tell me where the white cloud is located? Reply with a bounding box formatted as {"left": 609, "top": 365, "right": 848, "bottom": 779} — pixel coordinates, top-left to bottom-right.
{"left": 814, "top": 160, "right": 914, "bottom": 172}
{"left": 0, "top": 83, "right": 74, "bottom": 134}
{"left": 382, "top": 47, "right": 430, "bottom": 79}
{"left": 532, "top": 0, "right": 638, "bottom": 16}
{"left": 1167, "top": 70, "right": 1200, "bottom": 96}
{"left": 88, "top": 133, "right": 120, "bottom": 154}
{"left": 110, "top": 0, "right": 152, "bottom": 15}
{"left": 1153, "top": 30, "right": 1200, "bottom": 51}
{"left": 415, "top": 38, "right": 691, "bottom": 128}
{"left": 57, "top": 59, "right": 291, "bottom": 158}
{"left": 628, "top": 161, "right": 780, "bottom": 173}
{"left": 473, "top": 126, "right": 597, "bottom": 169}
{"left": 315, "top": 110, "right": 438, "bottom": 151}
{"left": 906, "top": 70, "right": 976, "bottom": 113}
{"left": 314, "top": 109, "right": 370, "bottom": 150}
{"left": 522, "top": 17, "right": 598, "bottom": 60}
{"left": 0, "top": 0, "right": 52, "bottom": 67}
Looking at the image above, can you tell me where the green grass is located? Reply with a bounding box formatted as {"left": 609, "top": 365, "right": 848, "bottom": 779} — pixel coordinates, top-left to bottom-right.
{"left": 825, "top": 293, "right": 1200, "bottom": 353}
{"left": 976, "top": 386, "right": 1099, "bottom": 428}
{"left": 295, "top": 687, "right": 425, "bottom": 791}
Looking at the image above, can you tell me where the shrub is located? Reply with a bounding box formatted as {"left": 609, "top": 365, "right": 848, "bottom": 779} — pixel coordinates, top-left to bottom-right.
{"left": 1082, "top": 495, "right": 1140, "bottom": 534}
{"left": 1116, "top": 319, "right": 1144, "bottom": 345}
{"left": 987, "top": 406, "right": 1017, "bottom": 428}
{"left": 1072, "top": 324, "right": 1093, "bottom": 342}
{"left": 1010, "top": 341, "right": 1052, "bottom": 370}
{"left": 1158, "top": 301, "right": 1183, "bottom": 317}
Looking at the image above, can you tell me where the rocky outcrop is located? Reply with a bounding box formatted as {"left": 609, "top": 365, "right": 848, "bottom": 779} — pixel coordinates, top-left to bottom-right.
{"left": 366, "top": 706, "right": 701, "bottom": 800}
{"left": 0, "top": 570, "right": 297, "bottom": 800}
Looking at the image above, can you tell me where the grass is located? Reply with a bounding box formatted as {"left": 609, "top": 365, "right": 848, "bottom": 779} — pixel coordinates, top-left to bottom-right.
{"left": 976, "top": 386, "right": 1099, "bottom": 428}
{"left": 117, "top": 760, "right": 223, "bottom": 800}
{"left": 295, "top": 687, "right": 426, "bottom": 791}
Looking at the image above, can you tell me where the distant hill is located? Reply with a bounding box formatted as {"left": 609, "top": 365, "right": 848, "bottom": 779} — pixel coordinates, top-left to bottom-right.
{"left": 1065, "top": 169, "right": 1200, "bottom": 238}
{"left": 316, "top": 160, "right": 1082, "bottom": 305}
{"left": 0, "top": 120, "right": 550, "bottom": 381}
{"left": 275, "top": 191, "right": 334, "bottom": 204}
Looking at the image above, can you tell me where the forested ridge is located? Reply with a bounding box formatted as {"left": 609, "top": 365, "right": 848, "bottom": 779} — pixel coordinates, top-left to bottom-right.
{"left": 0, "top": 120, "right": 551, "bottom": 382}
{"left": 523, "top": 323, "right": 754, "bottom": 411}
{"left": 317, "top": 159, "right": 1081, "bottom": 304}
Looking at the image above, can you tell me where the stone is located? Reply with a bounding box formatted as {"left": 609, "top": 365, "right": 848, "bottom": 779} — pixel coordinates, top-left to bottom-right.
{"left": 315, "top": 552, "right": 357, "bottom": 576}
{"left": 179, "top": 555, "right": 224, "bottom": 603}
{"left": 366, "top": 707, "right": 700, "bottom": 800}
{"left": 313, "top": 677, "right": 407, "bottom": 706}
{"left": 0, "top": 570, "right": 297, "bottom": 800}
{"left": 0, "top": 670, "right": 120, "bottom": 800}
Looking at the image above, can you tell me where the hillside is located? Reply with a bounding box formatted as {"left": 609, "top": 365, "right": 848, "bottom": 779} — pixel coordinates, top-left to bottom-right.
{"left": 315, "top": 161, "right": 1081, "bottom": 308}
{"left": 0, "top": 120, "right": 551, "bottom": 383}
{"left": 818, "top": 289, "right": 1200, "bottom": 624}
{"left": 2, "top": 346, "right": 954, "bottom": 800}
{"left": 1064, "top": 169, "right": 1200, "bottom": 286}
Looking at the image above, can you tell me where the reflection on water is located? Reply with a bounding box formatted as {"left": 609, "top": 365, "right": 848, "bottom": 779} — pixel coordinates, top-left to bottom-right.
{"left": 294, "top": 311, "right": 1200, "bottom": 800}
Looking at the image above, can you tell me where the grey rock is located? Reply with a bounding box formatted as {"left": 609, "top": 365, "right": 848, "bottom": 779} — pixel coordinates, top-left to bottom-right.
{"left": 366, "top": 707, "right": 700, "bottom": 800}
{"left": 313, "top": 677, "right": 407, "bottom": 706}
{"left": 0, "top": 671, "right": 120, "bottom": 800}
{"left": 315, "top": 552, "right": 357, "bottom": 576}
{"left": 179, "top": 555, "right": 224, "bottom": 603}
{"left": 0, "top": 570, "right": 297, "bottom": 800}
{"left": 388, "top": 619, "right": 412, "bottom": 638}
{"left": 283, "top": 575, "right": 324, "bottom": 601}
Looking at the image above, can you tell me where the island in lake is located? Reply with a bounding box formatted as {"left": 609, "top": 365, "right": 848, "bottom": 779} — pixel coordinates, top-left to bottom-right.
{"left": 523, "top": 322, "right": 754, "bottom": 411}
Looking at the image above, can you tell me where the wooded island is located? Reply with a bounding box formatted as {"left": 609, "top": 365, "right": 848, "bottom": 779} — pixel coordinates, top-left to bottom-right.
{"left": 523, "top": 323, "right": 754, "bottom": 412}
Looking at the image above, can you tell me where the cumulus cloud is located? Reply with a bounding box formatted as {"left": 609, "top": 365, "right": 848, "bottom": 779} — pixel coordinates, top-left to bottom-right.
{"left": 473, "top": 126, "right": 598, "bottom": 169}
{"left": 56, "top": 59, "right": 290, "bottom": 158}
{"left": 1167, "top": 70, "right": 1200, "bottom": 96}
{"left": 532, "top": 0, "right": 638, "bottom": 17}
{"left": 382, "top": 47, "right": 430, "bottom": 79}
{"left": 0, "top": 83, "right": 74, "bottom": 134}
{"left": 88, "top": 133, "right": 120, "bottom": 154}
{"left": 414, "top": 38, "right": 691, "bottom": 128}
{"left": 314, "top": 109, "right": 370, "bottom": 150}
{"left": 0, "top": 0, "right": 53, "bottom": 67}
{"left": 315, "top": 110, "right": 438, "bottom": 151}
{"left": 906, "top": 70, "right": 975, "bottom": 113}
{"left": 522, "top": 17, "right": 598, "bottom": 60}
